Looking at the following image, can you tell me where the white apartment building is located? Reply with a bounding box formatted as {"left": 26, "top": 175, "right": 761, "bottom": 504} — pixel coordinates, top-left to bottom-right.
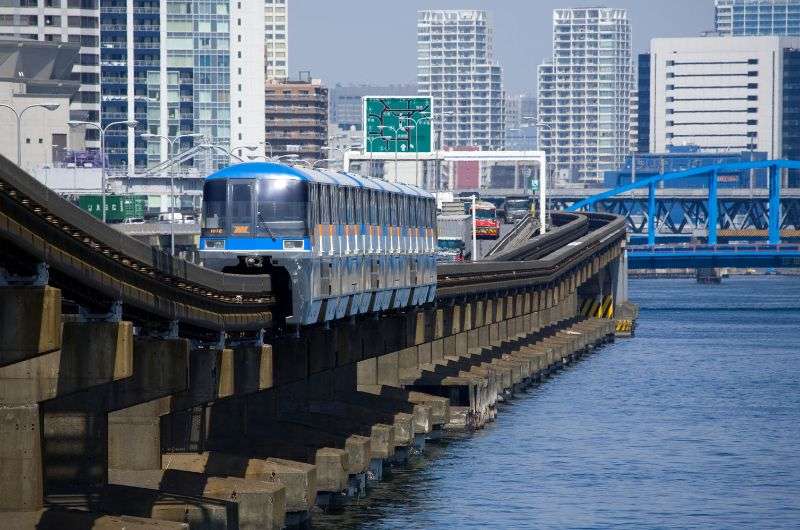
{"left": 649, "top": 36, "right": 800, "bottom": 158}
{"left": 0, "top": 0, "right": 100, "bottom": 150}
{"left": 417, "top": 9, "right": 505, "bottom": 150}
{"left": 265, "top": 0, "right": 288, "bottom": 80}
{"left": 537, "top": 7, "right": 632, "bottom": 185}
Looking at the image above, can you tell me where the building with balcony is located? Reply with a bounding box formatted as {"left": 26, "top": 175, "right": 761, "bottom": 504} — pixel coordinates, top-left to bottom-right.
{"left": 265, "top": 75, "right": 328, "bottom": 163}
{"left": 715, "top": 0, "right": 800, "bottom": 36}
{"left": 0, "top": 0, "right": 101, "bottom": 151}
{"left": 416, "top": 9, "right": 505, "bottom": 150}
{"left": 537, "top": 7, "right": 633, "bottom": 185}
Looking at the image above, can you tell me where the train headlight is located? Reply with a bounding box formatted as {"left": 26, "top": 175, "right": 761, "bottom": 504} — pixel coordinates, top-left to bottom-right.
{"left": 205, "top": 240, "right": 225, "bottom": 250}
{"left": 283, "top": 240, "right": 304, "bottom": 250}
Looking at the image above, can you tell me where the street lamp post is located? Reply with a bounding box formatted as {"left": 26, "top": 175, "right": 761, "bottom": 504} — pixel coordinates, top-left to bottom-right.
{"left": 378, "top": 125, "right": 399, "bottom": 181}
{"left": 535, "top": 120, "right": 553, "bottom": 235}
{"left": 141, "top": 132, "right": 203, "bottom": 256}
{"left": 0, "top": 103, "right": 60, "bottom": 165}
{"left": 68, "top": 119, "right": 138, "bottom": 223}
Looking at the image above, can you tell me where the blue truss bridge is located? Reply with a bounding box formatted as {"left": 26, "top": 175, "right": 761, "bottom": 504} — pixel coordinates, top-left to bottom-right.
{"left": 565, "top": 160, "right": 800, "bottom": 269}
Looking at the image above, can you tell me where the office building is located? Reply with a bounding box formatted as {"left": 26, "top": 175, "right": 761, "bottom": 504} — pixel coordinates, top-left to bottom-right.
{"left": 329, "top": 83, "right": 416, "bottom": 131}
{"left": 538, "top": 7, "right": 633, "bottom": 185}
{"left": 265, "top": 0, "right": 288, "bottom": 80}
{"left": 100, "top": 0, "right": 266, "bottom": 171}
{"left": 417, "top": 10, "right": 505, "bottom": 150}
{"left": 0, "top": 39, "right": 80, "bottom": 172}
{"left": 0, "top": 0, "right": 100, "bottom": 151}
{"left": 715, "top": 0, "right": 800, "bottom": 36}
{"left": 647, "top": 36, "right": 800, "bottom": 162}
{"left": 265, "top": 75, "right": 328, "bottom": 163}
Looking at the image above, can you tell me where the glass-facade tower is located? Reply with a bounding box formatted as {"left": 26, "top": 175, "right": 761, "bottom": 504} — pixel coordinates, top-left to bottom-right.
{"left": 715, "top": 0, "right": 800, "bottom": 36}
{"left": 100, "top": 0, "right": 265, "bottom": 172}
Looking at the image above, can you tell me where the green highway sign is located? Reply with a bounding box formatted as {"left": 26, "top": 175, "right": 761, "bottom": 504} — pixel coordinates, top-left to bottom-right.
{"left": 363, "top": 96, "right": 432, "bottom": 154}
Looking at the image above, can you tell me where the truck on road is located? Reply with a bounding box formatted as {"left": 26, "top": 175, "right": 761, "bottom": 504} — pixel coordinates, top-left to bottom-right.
{"left": 436, "top": 213, "right": 472, "bottom": 262}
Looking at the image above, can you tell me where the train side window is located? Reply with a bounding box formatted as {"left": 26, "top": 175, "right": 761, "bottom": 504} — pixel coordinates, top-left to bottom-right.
{"left": 347, "top": 187, "right": 355, "bottom": 224}
{"left": 322, "top": 185, "right": 331, "bottom": 224}
{"left": 370, "top": 190, "right": 378, "bottom": 224}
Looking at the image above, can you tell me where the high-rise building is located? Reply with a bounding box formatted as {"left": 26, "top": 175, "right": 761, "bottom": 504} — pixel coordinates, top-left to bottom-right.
{"left": 0, "top": 0, "right": 101, "bottom": 151}
{"left": 647, "top": 36, "right": 800, "bottom": 161}
{"left": 265, "top": 0, "right": 288, "bottom": 80}
{"left": 417, "top": 10, "right": 505, "bottom": 150}
{"left": 537, "top": 7, "right": 633, "bottom": 185}
{"left": 100, "top": 0, "right": 266, "bottom": 171}
{"left": 265, "top": 75, "right": 328, "bottom": 162}
{"left": 715, "top": 0, "right": 800, "bottom": 36}
{"left": 329, "top": 83, "right": 417, "bottom": 131}
{"left": 504, "top": 94, "right": 537, "bottom": 150}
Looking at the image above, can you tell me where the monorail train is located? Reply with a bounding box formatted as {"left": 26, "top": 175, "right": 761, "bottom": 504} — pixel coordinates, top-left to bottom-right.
{"left": 199, "top": 162, "right": 437, "bottom": 326}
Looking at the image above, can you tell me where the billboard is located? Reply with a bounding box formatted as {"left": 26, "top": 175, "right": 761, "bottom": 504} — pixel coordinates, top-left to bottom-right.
{"left": 363, "top": 96, "right": 432, "bottom": 154}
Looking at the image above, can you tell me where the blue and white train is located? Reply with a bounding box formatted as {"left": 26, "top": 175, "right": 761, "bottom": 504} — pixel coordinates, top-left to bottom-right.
{"left": 199, "top": 162, "right": 437, "bottom": 326}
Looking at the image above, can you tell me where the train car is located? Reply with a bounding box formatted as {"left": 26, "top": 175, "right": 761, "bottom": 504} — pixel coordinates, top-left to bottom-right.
{"left": 473, "top": 200, "right": 500, "bottom": 239}
{"left": 199, "top": 162, "right": 437, "bottom": 326}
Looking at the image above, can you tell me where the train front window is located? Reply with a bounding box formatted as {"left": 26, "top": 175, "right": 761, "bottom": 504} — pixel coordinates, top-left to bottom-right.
{"left": 257, "top": 179, "right": 308, "bottom": 237}
{"left": 202, "top": 180, "right": 227, "bottom": 234}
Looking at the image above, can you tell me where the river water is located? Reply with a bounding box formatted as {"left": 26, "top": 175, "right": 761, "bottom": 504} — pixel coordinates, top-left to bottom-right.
{"left": 313, "top": 276, "right": 800, "bottom": 529}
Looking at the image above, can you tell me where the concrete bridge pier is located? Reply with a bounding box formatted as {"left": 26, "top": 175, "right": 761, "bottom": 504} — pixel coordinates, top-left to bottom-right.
{"left": 0, "top": 285, "right": 190, "bottom": 528}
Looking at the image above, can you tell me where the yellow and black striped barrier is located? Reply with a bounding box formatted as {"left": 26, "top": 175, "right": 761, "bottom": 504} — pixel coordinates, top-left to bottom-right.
{"left": 580, "top": 295, "right": 615, "bottom": 319}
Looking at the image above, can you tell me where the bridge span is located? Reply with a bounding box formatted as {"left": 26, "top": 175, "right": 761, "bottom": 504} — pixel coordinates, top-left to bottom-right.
{"left": 566, "top": 160, "right": 800, "bottom": 270}
{"left": 0, "top": 154, "right": 629, "bottom": 529}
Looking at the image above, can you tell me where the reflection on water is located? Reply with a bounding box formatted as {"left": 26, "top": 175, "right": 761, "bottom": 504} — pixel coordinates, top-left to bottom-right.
{"left": 313, "top": 277, "right": 800, "bottom": 529}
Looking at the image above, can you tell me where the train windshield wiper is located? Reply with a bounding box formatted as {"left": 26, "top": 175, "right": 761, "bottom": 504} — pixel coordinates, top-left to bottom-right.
{"left": 258, "top": 213, "right": 277, "bottom": 241}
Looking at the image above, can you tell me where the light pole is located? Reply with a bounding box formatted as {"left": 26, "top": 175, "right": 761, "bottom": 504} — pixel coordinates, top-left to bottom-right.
{"left": 0, "top": 103, "right": 60, "bottom": 165}
{"left": 471, "top": 194, "right": 478, "bottom": 261}
{"left": 68, "top": 119, "right": 138, "bottom": 222}
{"left": 535, "top": 120, "right": 553, "bottom": 235}
{"left": 402, "top": 124, "right": 417, "bottom": 186}
{"left": 141, "top": 132, "right": 203, "bottom": 255}
{"left": 378, "top": 125, "right": 400, "bottom": 181}
{"left": 365, "top": 136, "right": 390, "bottom": 177}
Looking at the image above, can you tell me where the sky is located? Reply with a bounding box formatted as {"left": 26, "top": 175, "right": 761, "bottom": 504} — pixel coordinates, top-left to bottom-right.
{"left": 290, "top": 0, "right": 714, "bottom": 94}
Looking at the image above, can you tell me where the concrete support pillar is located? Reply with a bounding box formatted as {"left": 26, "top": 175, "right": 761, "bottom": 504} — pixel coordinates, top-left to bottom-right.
{"left": 434, "top": 309, "right": 445, "bottom": 339}
{"left": 108, "top": 338, "right": 188, "bottom": 472}
{"left": 0, "top": 404, "right": 42, "bottom": 511}
{"left": 109, "top": 400, "right": 162, "bottom": 471}
{"left": 462, "top": 303, "right": 473, "bottom": 332}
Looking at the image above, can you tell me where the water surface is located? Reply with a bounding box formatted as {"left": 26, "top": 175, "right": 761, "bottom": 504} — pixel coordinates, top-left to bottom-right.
{"left": 314, "top": 276, "right": 800, "bottom": 529}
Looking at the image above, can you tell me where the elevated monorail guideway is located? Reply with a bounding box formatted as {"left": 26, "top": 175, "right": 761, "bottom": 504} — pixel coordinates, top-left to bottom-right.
{"left": 0, "top": 155, "right": 275, "bottom": 335}
{"left": 1, "top": 153, "right": 625, "bottom": 336}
